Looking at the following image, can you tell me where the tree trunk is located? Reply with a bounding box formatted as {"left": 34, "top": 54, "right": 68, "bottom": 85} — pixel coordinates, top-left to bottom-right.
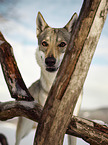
{"left": 0, "top": 100, "right": 108, "bottom": 145}
{"left": 34, "top": 0, "right": 108, "bottom": 145}
{"left": 0, "top": 0, "right": 107, "bottom": 145}
{"left": 0, "top": 32, "right": 34, "bottom": 101}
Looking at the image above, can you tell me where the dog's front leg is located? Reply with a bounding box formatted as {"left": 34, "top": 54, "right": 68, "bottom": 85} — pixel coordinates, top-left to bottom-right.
{"left": 15, "top": 117, "right": 34, "bottom": 145}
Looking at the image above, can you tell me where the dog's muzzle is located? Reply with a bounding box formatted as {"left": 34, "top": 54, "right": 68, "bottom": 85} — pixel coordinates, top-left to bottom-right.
{"left": 45, "top": 56, "right": 58, "bottom": 72}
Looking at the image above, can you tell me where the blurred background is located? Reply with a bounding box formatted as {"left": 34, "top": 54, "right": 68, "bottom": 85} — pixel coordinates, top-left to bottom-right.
{"left": 0, "top": 0, "right": 108, "bottom": 145}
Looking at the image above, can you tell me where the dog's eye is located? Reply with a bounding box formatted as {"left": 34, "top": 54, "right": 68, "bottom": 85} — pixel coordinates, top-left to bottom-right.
{"left": 58, "top": 42, "right": 66, "bottom": 47}
{"left": 42, "top": 41, "right": 48, "bottom": 47}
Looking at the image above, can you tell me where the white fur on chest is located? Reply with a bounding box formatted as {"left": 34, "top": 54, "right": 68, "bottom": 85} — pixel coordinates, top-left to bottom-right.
{"left": 38, "top": 69, "right": 82, "bottom": 114}
{"left": 39, "top": 70, "right": 57, "bottom": 106}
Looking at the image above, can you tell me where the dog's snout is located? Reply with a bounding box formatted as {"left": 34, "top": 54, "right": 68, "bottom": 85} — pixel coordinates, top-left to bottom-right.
{"left": 45, "top": 56, "right": 56, "bottom": 66}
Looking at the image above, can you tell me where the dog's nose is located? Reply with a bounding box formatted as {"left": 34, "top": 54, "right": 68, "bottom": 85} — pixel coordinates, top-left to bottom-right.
{"left": 45, "top": 56, "right": 56, "bottom": 66}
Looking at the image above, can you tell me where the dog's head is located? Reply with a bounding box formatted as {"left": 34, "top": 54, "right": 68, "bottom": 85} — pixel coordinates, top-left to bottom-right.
{"left": 36, "top": 12, "right": 77, "bottom": 73}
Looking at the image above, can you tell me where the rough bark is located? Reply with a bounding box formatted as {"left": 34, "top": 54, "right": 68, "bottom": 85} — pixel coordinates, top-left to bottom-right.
{"left": 0, "top": 32, "right": 34, "bottom": 101}
{"left": 34, "top": 0, "right": 108, "bottom": 144}
{"left": 0, "top": 101, "right": 42, "bottom": 122}
{"left": 67, "top": 116, "right": 108, "bottom": 145}
{"left": 0, "top": 101, "right": 108, "bottom": 145}
{"left": 0, "top": 0, "right": 107, "bottom": 145}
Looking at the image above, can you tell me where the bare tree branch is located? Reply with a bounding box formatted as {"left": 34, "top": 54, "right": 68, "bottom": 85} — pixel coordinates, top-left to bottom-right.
{"left": 34, "top": 0, "right": 108, "bottom": 144}
{"left": 0, "top": 133, "right": 9, "bottom": 145}
{"left": 0, "top": 32, "right": 34, "bottom": 101}
{"left": 0, "top": 100, "right": 108, "bottom": 145}
{"left": 0, "top": 101, "right": 42, "bottom": 122}
{"left": 67, "top": 116, "right": 108, "bottom": 145}
{"left": 0, "top": 0, "right": 107, "bottom": 144}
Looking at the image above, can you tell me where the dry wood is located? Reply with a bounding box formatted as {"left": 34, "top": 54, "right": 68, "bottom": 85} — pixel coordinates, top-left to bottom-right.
{"left": 0, "top": 100, "right": 108, "bottom": 145}
{"left": 0, "top": 32, "right": 34, "bottom": 101}
{"left": 67, "top": 116, "right": 108, "bottom": 145}
{"left": 34, "top": 0, "right": 108, "bottom": 144}
{"left": 0, "top": 101, "right": 42, "bottom": 122}
{"left": 0, "top": 0, "right": 107, "bottom": 144}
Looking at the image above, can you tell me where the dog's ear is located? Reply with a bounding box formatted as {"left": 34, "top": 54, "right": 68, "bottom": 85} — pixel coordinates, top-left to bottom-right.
{"left": 64, "top": 13, "right": 78, "bottom": 33}
{"left": 36, "top": 12, "right": 49, "bottom": 37}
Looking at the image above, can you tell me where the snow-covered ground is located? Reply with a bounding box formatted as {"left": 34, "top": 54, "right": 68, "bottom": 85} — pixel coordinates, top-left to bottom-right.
{"left": 0, "top": 0, "right": 108, "bottom": 145}
{"left": 0, "top": 121, "right": 88, "bottom": 145}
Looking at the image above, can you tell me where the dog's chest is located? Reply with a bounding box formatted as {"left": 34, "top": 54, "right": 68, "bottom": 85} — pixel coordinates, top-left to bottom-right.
{"left": 38, "top": 89, "right": 48, "bottom": 106}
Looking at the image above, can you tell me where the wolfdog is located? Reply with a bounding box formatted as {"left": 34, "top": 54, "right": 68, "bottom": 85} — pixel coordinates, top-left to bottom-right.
{"left": 16, "top": 12, "right": 82, "bottom": 145}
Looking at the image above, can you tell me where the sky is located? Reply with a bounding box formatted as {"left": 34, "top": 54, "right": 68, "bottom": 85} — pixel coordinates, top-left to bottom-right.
{"left": 0, "top": 0, "right": 108, "bottom": 144}
{"left": 0, "top": 0, "right": 108, "bottom": 108}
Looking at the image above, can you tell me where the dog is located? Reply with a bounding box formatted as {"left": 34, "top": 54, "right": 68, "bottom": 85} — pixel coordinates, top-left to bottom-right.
{"left": 15, "top": 12, "right": 82, "bottom": 145}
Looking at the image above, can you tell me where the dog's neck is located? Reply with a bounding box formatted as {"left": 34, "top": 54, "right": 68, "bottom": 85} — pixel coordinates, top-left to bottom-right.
{"left": 40, "top": 69, "right": 57, "bottom": 93}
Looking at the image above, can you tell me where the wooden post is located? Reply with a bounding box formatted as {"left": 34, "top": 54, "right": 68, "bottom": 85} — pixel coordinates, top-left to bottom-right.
{"left": 34, "top": 0, "right": 107, "bottom": 145}
{"left": 0, "top": 32, "right": 34, "bottom": 101}
{"left": 0, "top": 0, "right": 107, "bottom": 145}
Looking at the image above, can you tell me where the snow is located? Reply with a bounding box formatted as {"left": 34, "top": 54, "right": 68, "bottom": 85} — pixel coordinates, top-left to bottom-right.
{"left": 0, "top": 0, "right": 107, "bottom": 145}
{"left": 9, "top": 78, "right": 28, "bottom": 97}
{"left": 19, "top": 101, "right": 37, "bottom": 109}
{"left": 0, "top": 40, "right": 4, "bottom": 45}
{"left": 93, "top": 120, "right": 108, "bottom": 127}
{"left": 0, "top": 121, "right": 88, "bottom": 145}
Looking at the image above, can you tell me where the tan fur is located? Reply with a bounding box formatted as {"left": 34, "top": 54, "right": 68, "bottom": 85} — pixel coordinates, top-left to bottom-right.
{"left": 15, "top": 12, "right": 80, "bottom": 145}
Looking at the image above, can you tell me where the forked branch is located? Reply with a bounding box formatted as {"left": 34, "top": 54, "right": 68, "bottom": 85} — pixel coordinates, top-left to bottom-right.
{"left": 0, "top": 32, "right": 34, "bottom": 101}
{"left": 0, "top": 100, "right": 108, "bottom": 145}
{"left": 34, "top": 0, "right": 108, "bottom": 144}
{"left": 0, "top": 0, "right": 108, "bottom": 144}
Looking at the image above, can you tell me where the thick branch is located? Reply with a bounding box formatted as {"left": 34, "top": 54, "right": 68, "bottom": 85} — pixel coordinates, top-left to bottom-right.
{"left": 67, "top": 116, "right": 108, "bottom": 145}
{"left": 0, "top": 32, "right": 34, "bottom": 101}
{"left": 0, "top": 0, "right": 107, "bottom": 144}
{"left": 34, "top": 0, "right": 108, "bottom": 145}
{"left": 0, "top": 101, "right": 108, "bottom": 145}
{"left": 0, "top": 101, "right": 42, "bottom": 122}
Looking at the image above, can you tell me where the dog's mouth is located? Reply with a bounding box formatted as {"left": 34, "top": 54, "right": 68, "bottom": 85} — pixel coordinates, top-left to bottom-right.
{"left": 45, "top": 56, "right": 59, "bottom": 72}
{"left": 46, "top": 66, "right": 58, "bottom": 72}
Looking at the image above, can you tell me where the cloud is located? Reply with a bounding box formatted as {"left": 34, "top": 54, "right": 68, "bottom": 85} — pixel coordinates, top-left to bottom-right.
{"left": 82, "top": 65, "right": 108, "bottom": 109}
{"left": 0, "top": 37, "right": 40, "bottom": 102}
{"left": 0, "top": 0, "right": 108, "bottom": 110}
{"left": 0, "top": 0, "right": 19, "bottom": 19}
{"left": 95, "top": 36, "right": 108, "bottom": 59}
{"left": 8, "top": 37, "right": 40, "bottom": 86}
